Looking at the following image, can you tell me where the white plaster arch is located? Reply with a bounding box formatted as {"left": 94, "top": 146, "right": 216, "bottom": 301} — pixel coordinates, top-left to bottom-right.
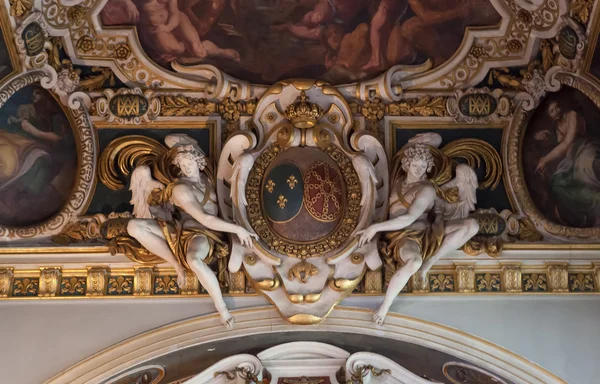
{"left": 45, "top": 307, "right": 566, "bottom": 384}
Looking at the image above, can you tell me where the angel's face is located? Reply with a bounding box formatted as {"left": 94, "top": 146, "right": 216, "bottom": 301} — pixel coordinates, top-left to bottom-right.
{"left": 177, "top": 154, "right": 200, "bottom": 177}
{"left": 407, "top": 159, "right": 428, "bottom": 179}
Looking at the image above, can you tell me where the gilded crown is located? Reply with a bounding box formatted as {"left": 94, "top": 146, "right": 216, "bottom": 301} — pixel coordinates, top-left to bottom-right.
{"left": 284, "top": 91, "right": 324, "bottom": 129}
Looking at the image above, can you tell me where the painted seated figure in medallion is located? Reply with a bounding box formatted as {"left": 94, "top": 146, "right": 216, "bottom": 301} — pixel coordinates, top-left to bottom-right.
{"left": 357, "top": 133, "right": 479, "bottom": 324}
{"left": 127, "top": 134, "right": 257, "bottom": 327}
{"left": 524, "top": 88, "right": 600, "bottom": 228}
{"left": 99, "top": 0, "right": 500, "bottom": 84}
{"left": 0, "top": 86, "right": 76, "bottom": 227}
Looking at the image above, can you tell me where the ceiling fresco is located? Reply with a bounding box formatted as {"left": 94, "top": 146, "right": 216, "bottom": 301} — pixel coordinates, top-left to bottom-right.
{"left": 0, "top": 0, "right": 600, "bottom": 339}
{"left": 98, "top": 0, "right": 502, "bottom": 85}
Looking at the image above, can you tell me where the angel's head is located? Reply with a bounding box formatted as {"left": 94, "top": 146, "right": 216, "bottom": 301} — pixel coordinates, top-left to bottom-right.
{"left": 172, "top": 145, "right": 207, "bottom": 178}
{"left": 401, "top": 144, "right": 434, "bottom": 180}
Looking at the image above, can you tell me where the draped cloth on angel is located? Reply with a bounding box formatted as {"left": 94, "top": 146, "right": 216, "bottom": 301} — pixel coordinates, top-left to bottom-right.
{"left": 150, "top": 181, "right": 229, "bottom": 284}
{"left": 383, "top": 214, "right": 445, "bottom": 265}
{"left": 382, "top": 185, "right": 455, "bottom": 266}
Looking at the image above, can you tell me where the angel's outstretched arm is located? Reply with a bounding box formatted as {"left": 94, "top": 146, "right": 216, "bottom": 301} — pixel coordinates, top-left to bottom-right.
{"left": 357, "top": 183, "right": 435, "bottom": 246}
{"left": 171, "top": 184, "right": 256, "bottom": 247}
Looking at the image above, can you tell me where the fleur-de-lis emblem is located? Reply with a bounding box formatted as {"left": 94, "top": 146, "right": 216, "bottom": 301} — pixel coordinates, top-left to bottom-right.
{"left": 277, "top": 194, "right": 288, "bottom": 209}
{"left": 265, "top": 179, "right": 275, "bottom": 193}
{"left": 287, "top": 175, "right": 298, "bottom": 189}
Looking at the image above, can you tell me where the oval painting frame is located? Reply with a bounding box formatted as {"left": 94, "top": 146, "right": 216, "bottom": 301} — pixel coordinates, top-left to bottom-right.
{"left": 505, "top": 71, "right": 600, "bottom": 240}
{"left": 0, "top": 72, "right": 96, "bottom": 240}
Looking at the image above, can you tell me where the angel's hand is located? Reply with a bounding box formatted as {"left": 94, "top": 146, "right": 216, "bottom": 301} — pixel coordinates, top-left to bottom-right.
{"left": 235, "top": 227, "right": 258, "bottom": 248}
{"left": 356, "top": 225, "right": 378, "bottom": 248}
{"left": 534, "top": 130, "right": 551, "bottom": 141}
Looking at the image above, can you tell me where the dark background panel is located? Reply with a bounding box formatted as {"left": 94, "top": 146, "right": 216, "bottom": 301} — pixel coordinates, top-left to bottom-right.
{"left": 394, "top": 127, "right": 512, "bottom": 211}
{"left": 86, "top": 128, "right": 212, "bottom": 215}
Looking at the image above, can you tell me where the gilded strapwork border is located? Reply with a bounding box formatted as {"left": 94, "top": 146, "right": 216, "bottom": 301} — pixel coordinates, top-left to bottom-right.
{"left": 0, "top": 72, "right": 97, "bottom": 240}
{"left": 505, "top": 72, "right": 600, "bottom": 240}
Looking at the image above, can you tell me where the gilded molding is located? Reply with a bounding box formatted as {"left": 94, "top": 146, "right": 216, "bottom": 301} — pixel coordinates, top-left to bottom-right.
{"left": 411, "top": 274, "right": 429, "bottom": 293}
{"left": 0, "top": 263, "right": 597, "bottom": 299}
{"left": 0, "top": 268, "right": 14, "bottom": 297}
{"left": 547, "top": 264, "right": 569, "bottom": 292}
{"left": 180, "top": 271, "right": 199, "bottom": 295}
{"left": 228, "top": 271, "right": 246, "bottom": 294}
{"left": 455, "top": 266, "right": 476, "bottom": 293}
{"left": 133, "top": 267, "right": 153, "bottom": 296}
{"left": 86, "top": 267, "right": 108, "bottom": 296}
{"left": 501, "top": 265, "right": 522, "bottom": 293}
{"left": 364, "top": 270, "right": 383, "bottom": 294}
{"left": 39, "top": 268, "right": 61, "bottom": 297}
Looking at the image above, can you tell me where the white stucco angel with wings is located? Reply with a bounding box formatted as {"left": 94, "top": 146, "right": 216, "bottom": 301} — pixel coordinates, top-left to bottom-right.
{"left": 126, "top": 134, "right": 257, "bottom": 327}
{"left": 357, "top": 133, "right": 480, "bottom": 325}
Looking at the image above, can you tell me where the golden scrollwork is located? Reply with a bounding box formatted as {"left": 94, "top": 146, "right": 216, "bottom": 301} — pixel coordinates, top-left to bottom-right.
{"left": 246, "top": 143, "right": 361, "bottom": 259}
{"left": 347, "top": 365, "right": 391, "bottom": 384}
{"left": 134, "top": 267, "right": 153, "bottom": 296}
{"left": 441, "top": 139, "right": 502, "bottom": 190}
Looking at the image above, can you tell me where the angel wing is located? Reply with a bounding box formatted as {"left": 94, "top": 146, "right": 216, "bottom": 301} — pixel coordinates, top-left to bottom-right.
{"left": 435, "top": 164, "right": 478, "bottom": 220}
{"left": 129, "top": 165, "right": 166, "bottom": 219}
{"left": 352, "top": 154, "right": 377, "bottom": 207}
{"left": 230, "top": 152, "right": 255, "bottom": 224}
{"left": 407, "top": 132, "right": 442, "bottom": 148}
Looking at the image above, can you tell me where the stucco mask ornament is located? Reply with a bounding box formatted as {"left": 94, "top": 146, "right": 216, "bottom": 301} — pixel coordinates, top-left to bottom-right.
{"left": 127, "top": 134, "right": 257, "bottom": 327}
{"left": 357, "top": 132, "right": 480, "bottom": 324}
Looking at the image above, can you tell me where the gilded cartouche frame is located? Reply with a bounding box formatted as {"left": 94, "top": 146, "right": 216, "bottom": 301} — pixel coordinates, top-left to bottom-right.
{"left": 0, "top": 71, "right": 98, "bottom": 240}
{"left": 504, "top": 71, "right": 600, "bottom": 241}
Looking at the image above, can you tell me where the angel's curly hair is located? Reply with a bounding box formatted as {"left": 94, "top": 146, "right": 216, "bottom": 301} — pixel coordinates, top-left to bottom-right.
{"left": 401, "top": 144, "right": 434, "bottom": 173}
{"left": 171, "top": 144, "right": 207, "bottom": 171}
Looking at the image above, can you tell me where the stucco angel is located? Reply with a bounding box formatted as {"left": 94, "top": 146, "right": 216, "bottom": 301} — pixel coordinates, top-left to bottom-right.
{"left": 357, "top": 133, "right": 479, "bottom": 324}
{"left": 126, "top": 134, "right": 257, "bottom": 327}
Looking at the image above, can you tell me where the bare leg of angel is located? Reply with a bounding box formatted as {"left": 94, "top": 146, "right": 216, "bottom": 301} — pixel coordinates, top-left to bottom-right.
{"left": 373, "top": 240, "right": 422, "bottom": 325}
{"left": 186, "top": 235, "right": 234, "bottom": 328}
{"left": 417, "top": 218, "right": 479, "bottom": 281}
{"left": 127, "top": 219, "right": 188, "bottom": 284}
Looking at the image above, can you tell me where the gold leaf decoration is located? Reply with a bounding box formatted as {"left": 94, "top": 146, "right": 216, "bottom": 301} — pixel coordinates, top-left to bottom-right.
{"left": 441, "top": 139, "right": 503, "bottom": 190}
{"left": 9, "top": 0, "right": 32, "bottom": 17}
{"left": 159, "top": 96, "right": 216, "bottom": 116}
{"left": 387, "top": 96, "right": 448, "bottom": 117}
{"left": 571, "top": 0, "right": 593, "bottom": 24}
{"left": 98, "top": 135, "right": 167, "bottom": 190}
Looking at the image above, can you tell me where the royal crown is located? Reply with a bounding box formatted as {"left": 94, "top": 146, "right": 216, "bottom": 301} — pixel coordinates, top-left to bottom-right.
{"left": 284, "top": 91, "right": 324, "bottom": 129}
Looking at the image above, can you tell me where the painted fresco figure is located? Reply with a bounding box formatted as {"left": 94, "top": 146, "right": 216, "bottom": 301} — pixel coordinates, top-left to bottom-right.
{"left": 534, "top": 100, "right": 600, "bottom": 226}
{"left": 356, "top": 133, "right": 479, "bottom": 324}
{"left": 0, "top": 88, "right": 74, "bottom": 227}
{"left": 127, "top": 134, "right": 257, "bottom": 327}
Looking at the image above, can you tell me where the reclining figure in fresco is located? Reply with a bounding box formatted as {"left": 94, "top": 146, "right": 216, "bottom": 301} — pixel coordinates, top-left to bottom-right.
{"left": 127, "top": 134, "right": 256, "bottom": 328}
{"left": 357, "top": 133, "right": 479, "bottom": 324}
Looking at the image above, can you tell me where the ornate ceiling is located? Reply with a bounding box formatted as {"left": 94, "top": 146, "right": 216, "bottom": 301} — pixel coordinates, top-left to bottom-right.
{"left": 0, "top": 0, "right": 599, "bottom": 330}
